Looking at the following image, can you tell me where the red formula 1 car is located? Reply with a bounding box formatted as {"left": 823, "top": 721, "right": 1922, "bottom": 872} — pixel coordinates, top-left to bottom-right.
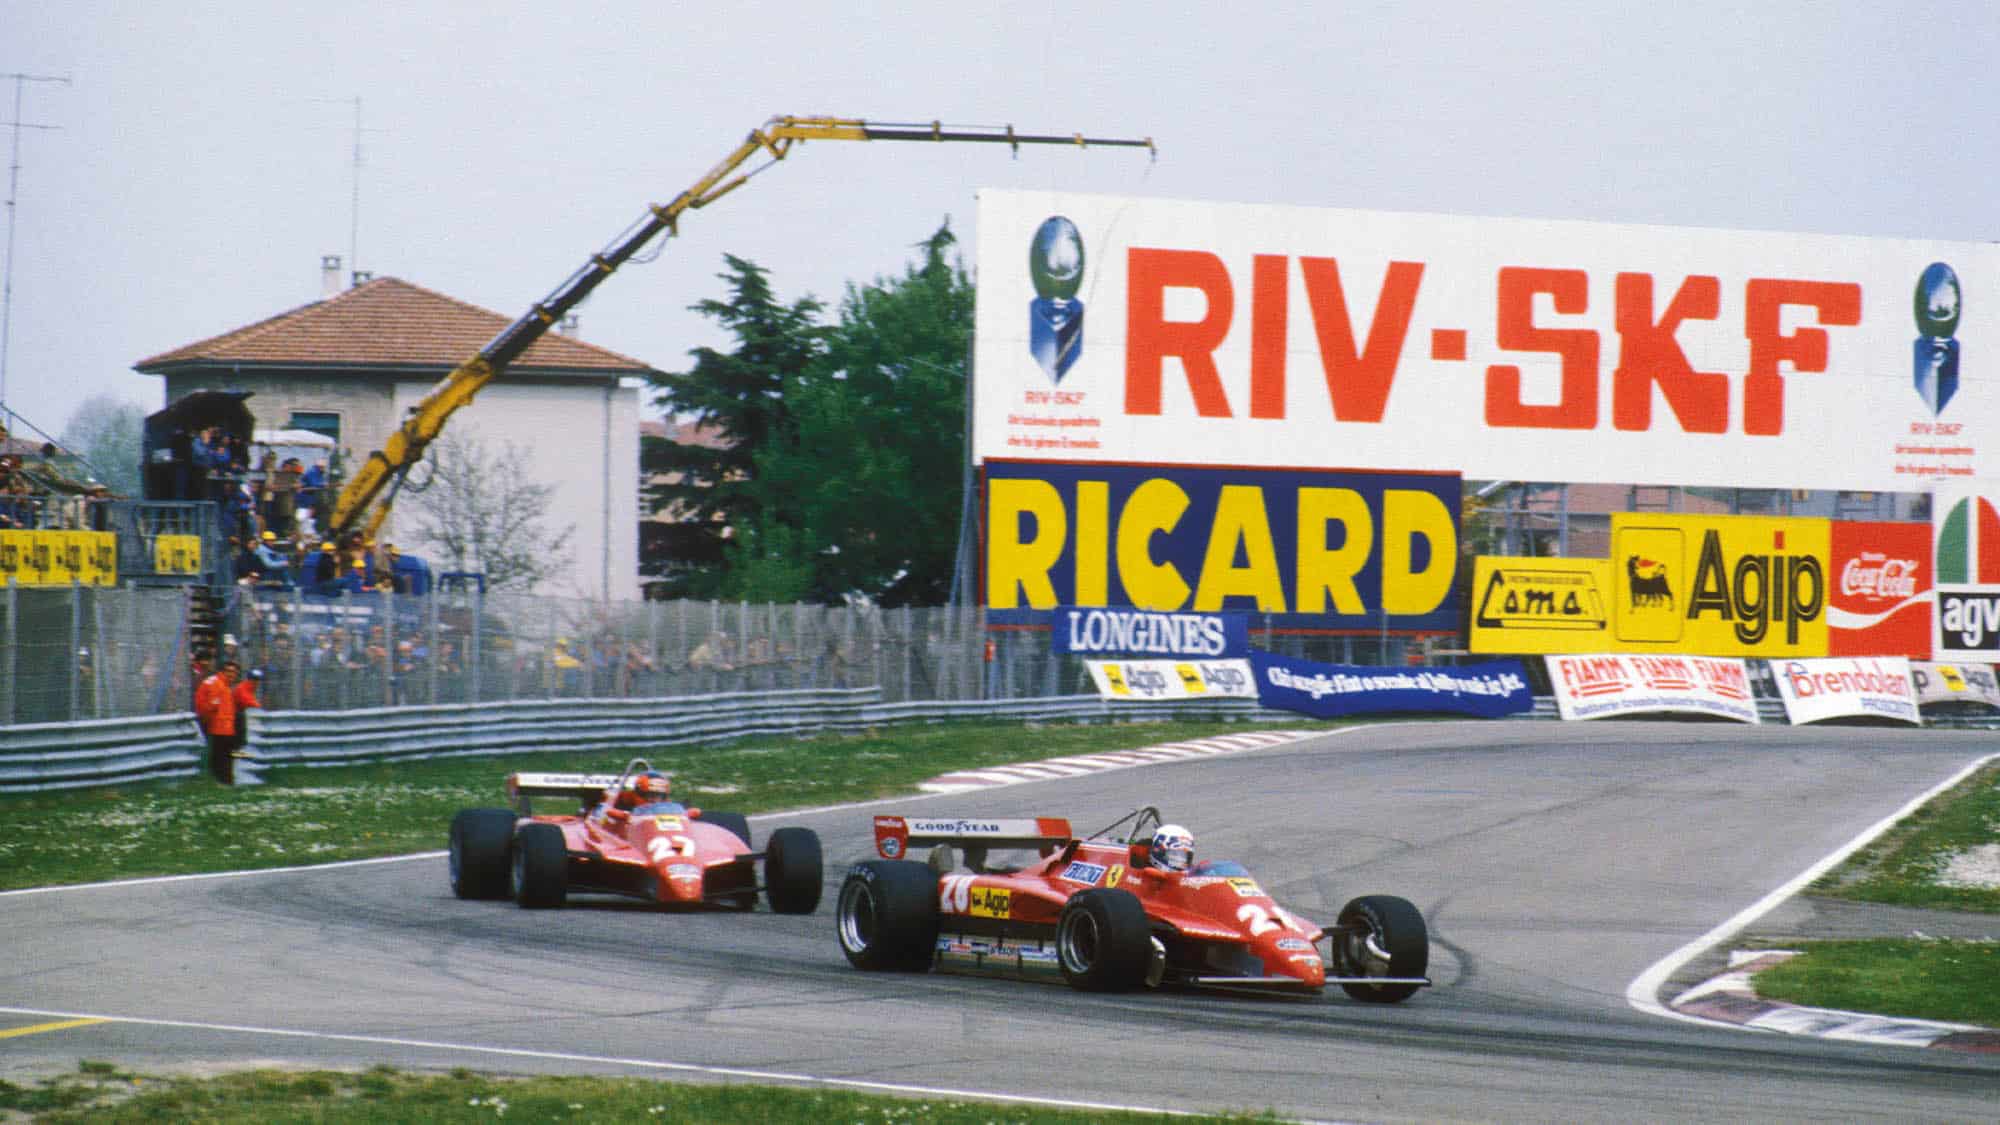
{"left": 448, "top": 758, "right": 821, "bottom": 914}
{"left": 835, "top": 807, "right": 1429, "bottom": 1002}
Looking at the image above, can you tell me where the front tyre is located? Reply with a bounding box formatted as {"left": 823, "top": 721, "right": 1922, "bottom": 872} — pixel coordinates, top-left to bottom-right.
{"left": 835, "top": 861, "right": 938, "bottom": 971}
{"left": 1332, "top": 894, "right": 1428, "bottom": 1003}
{"left": 450, "top": 808, "right": 515, "bottom": 900}
{"left": 764, "top": 827, "right": 823, "bottom": 914}
{"left": 512, "top": 823, "right": 568, "bottom": 909}
{"left": 1057, "top": 888, "right": 1152, "bottom": 992}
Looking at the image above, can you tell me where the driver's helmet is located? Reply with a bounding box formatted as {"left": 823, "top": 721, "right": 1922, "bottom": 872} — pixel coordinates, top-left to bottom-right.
{"left": 1149, "top": 824, "right": 1194, "bottom": 872}
{"left": 616, "top": 770, "right": 672, "bottom": 809}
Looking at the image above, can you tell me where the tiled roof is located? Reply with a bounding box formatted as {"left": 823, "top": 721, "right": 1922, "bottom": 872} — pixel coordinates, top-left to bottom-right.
{"left": 639, "top": 418, "right": 732, "bottom": 449}
{"left": 134, "top": 277, "right": 657, "bottom": 374}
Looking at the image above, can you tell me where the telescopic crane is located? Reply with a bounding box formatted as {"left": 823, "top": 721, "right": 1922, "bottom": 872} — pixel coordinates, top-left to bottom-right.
{"left": 324, "top": 115, "right": 1154, "bottom": 546}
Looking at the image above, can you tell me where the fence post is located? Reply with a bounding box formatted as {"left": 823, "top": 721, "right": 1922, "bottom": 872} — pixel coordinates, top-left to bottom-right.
{"left": 427, "top": 581, "right": 440, "bottom": 704}
{"left": 70, "top": 580, "right": 83, "bottom": 722}
{"left": 1, "top": 579, "right": 13, "bottom": 725}
{"left": 289, "top": 586, "right": 304, "bottom": 709}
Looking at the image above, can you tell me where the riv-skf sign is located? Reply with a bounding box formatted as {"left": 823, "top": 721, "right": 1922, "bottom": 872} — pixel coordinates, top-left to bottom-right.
{"left": 975, "top": 191, "right": 1998, "bottom": 491}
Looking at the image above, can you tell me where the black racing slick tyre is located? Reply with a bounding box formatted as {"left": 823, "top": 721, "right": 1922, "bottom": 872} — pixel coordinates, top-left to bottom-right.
{"left": 704, "top": 811, "right": 753, "bottom": 848}
{"left": 764, "top": 827, "right": 824, "bottom": 915}
{"left": 512, "top": 823, "right": 568, "bottom": 909}
{"left": 1332, "top": 894, "right": 1429, "bottom": 1003}
{"left": 449, "top": 808, "right": 515, "bottom": 900}
{"left": 1057, "top": 888, "right": 1152, "bottom": 992}
{"left": 835, "top": 860, "right": 938, "bottom": 971}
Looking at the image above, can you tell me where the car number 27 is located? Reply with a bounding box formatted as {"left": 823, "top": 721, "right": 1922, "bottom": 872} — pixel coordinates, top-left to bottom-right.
{"left": 1237, "top": 902, "right": 1307, "bottom": 937}
{"left": 646, "top": 835, "right": 697, "bottom": 862}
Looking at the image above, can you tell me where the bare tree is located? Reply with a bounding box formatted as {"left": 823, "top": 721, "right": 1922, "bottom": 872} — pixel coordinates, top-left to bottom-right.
{"left": 405, "top": 432, "right": 573, "bottom": 592}
{"left": 58, "top": 394, "right": 145, "bottom": 497}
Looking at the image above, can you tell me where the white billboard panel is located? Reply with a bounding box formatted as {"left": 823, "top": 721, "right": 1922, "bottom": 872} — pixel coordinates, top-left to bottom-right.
{"left": 974, "top": 190, "right": 2000, "bottom": 491}
{"left": 1767, "top": 657, "right": 1920, "bottom": 725}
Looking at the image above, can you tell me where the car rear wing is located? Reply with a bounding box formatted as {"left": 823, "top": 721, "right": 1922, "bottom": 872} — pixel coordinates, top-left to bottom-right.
{"left": 507, "top": 772, "right": 619, "bottom": 813}
{"left": 873, "top": 815, "right": 1073, "bottom": 860}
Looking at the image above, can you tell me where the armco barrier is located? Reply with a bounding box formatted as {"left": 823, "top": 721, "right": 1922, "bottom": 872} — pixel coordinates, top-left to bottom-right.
{"left": 0, "top": 714, "right": 205, "bottom": 791}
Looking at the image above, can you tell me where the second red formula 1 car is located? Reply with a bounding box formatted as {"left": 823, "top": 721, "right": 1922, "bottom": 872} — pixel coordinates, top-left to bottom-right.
{"left": 448, "top": 758, "right": 822, "bottom": 913}
{"left": 835, "top": 806, "right": 1429, "bottom": 1001}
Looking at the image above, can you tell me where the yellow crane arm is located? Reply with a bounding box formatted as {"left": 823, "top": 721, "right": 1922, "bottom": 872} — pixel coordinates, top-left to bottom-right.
{"left": 325, "top": 115, "right": 1154, "bottom": 545}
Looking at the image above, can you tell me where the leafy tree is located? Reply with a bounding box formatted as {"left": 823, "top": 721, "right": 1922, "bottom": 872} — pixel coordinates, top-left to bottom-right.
{"left": 739, "top": 221, "right": 973, "bottom": 605}
{"left": 404, "top": 432, "right": 574, "bottom": 593}
{"left": 57, "top": 395, "right": 145, "bottom": 497}
{"left": 643, "top": 254, "right": 826, "bottom": 598}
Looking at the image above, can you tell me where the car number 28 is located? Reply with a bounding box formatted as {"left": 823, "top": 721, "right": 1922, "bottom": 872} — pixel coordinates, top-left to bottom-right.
{"left": 646, "top": 835, "right": 697, "bottom": 861}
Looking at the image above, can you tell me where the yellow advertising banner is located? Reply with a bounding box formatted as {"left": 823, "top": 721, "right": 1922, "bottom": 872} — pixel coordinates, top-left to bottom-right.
{"left": 0, "top": 530, "right": 117, "bottom": 587}
{"left": 154, "top": 534, "right": 202, "bottom": 576}
{"left": 1468, "top": 556, "right": 1613, "bottom": 654}
{"left": 1608, "top": 513, "right": 1830, "bottom": 657}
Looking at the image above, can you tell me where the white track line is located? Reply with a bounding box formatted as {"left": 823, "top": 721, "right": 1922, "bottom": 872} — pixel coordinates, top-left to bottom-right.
{"left": 0, "top": 1004, "right": 1214, "bottom": 1119}
{"left": 1625, "top": 750, "right": 2000, "bottom": 1031}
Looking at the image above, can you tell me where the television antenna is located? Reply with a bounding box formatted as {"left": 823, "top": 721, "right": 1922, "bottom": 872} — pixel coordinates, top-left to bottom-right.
{"left": 0, "top": 72, "right": 69, "bottom": 423}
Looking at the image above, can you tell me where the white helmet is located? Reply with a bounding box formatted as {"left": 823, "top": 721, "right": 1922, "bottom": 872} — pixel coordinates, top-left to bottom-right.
{"left": 1150, "top": 824, "right": 1193, "bottom": 872}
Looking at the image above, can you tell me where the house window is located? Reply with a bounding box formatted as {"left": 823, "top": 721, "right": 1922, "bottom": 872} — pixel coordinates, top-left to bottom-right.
{"left": 288, "top": 411, "right": 341, "bottom": 444}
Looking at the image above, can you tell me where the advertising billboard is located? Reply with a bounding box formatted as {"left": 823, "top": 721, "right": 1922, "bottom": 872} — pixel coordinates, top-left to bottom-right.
{"left": 1607, "top": 513, "right": 1829, "bottom": 657}
{"left": 1250, "top": 651, "right": 1533, "bottom": 719}
{"left": 982, "top": 461, "right": 1459, "bottom": 631}
{"left": 0, "top": 530, "right": 118, "bottom": 588}
{"left": 1084, "top": 658, "right": 1256, "bottom": 700}
{"left": 1932, "top": 481, "right": 2000, "bottom": 657}
{"left": 1827, "top": 521, "right": 1932, "bottom": 658}
{"left": 974, "top": 190, "right": 2000, "bottom": 491}
{"left": 1909, "top": 660, "right": 2000, "bottom": 709}
{"left": 1467, "top": 556, "right": 1613, "bottom": 654}
{"left": 1546, "top": 653, "right": 1759, "bottom": 723}
{"left": 1767, "top": 657, "right": 1920, "bottom": 725}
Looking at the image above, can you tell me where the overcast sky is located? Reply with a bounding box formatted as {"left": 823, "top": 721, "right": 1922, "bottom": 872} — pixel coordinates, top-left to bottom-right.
{"left": 2, "top": 2, "right": 1996, "bottom": 442}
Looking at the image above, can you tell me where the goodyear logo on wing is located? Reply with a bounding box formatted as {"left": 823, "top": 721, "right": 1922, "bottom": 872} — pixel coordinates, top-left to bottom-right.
{"left": 984, "top": 462, "right": 1460, "bottom": 631}
{"left": 968, "top": 886, "right": 1011, "bottom": 918}
{"left": 909, "top": 819, "right": 1003, "bottom": 835}
{"left": 1060, "top": 860, "right": 1108, "bottom": 885}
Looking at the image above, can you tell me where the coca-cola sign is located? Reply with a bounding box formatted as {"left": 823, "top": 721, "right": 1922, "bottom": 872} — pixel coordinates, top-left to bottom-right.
{"left": 1828, "top": 521, "right": 1933, "bottom": 658}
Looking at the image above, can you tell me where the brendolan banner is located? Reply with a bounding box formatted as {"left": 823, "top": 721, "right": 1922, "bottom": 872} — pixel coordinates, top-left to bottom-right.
{"left": 1050, "top": 606, "right": 1249, "bottom": 657}
{"left": 975, "top": 189, "right": 2000, "bottom": 492}
{"left": 1909, "top": 660, "right": 2000, "bottom": 709}
{"left": 1768, "top": 657, "right": 1920, "bottom": 725}
{"left": 1546, "top": 653, "right": 1759, "bottom": 723}
{"left": 1248, "top": 651, "right": 1533, "bottom": 719}
{"left": 1084, "top": 658, "right": 1257, "bottom": 701}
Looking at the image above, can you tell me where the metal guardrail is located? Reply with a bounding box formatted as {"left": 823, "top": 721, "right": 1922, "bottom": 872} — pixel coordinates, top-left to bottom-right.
{"left": 5, "top": 693, "right": 1995, "bottom": 794}
{"left": 0, "top": 714, "right": 204, "bottom": 791}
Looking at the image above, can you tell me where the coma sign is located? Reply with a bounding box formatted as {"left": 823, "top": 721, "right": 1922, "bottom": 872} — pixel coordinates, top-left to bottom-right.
{"left": 982, "top": 460, "right": 1460, "bottom": 632}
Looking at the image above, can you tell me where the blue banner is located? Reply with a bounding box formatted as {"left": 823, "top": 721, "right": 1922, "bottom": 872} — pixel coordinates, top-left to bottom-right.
{"left": 1250, "top": 651, "right": 1534, "bottom": 719}
{"left": 1051, "top": 606, "right": 1249, "bottom": 657}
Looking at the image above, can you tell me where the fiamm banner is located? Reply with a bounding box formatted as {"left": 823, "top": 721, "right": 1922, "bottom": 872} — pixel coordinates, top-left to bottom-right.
{"left": 1828, "top": 521, "right": 1931, "bottom": 658}
{"left": 1249, "top": 650, "right": 1533, "bottom": 719}
{"left": 1769, "top": 657, "right": 1920, "bottom": 725}
{"left": 1931, "top": 481, "right": 2000, "bottom": 657}
{"left": 984, "top": 461, "right": 1460, "bottom": 632}
{"left": 1909, "top": 660, "right": 2000, "bottom": 708}
{"left": 1084, "top": 658, "right": 1257, "bottom": 700}
{"left": 1468, "top": 556, "right": 1612, "bottom": 653}
{"left": 1608, "top": 513, "right": 1829, "bottom": 657}
{"left": 1547, "top": 653, "right": 1759, "bottom": 723}
{"left": 975, "top": 190, "right": 2000, "bottom": 492}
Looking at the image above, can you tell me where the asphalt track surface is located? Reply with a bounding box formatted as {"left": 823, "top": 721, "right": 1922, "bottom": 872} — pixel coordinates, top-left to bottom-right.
{"left": 3, "top": 722, "right": 1998, "bottom": 1123}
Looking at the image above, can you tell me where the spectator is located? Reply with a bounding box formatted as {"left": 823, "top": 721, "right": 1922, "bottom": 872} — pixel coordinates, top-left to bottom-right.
{"left": 269, "top": 455, "right": 302, "bottom": 536}
{"left": 193, "top": 659, "right": 243, "bottom": 784}
{"left": 688, "top": 630, "right": 735, "bottom": 672}
{"left": 253, "top": 530, "right": 293, "bottom": 586}
{"left": 297, "top": 459, "right": 327, "bottom": 533}
{"left": 233, "top": 666, "right": 263, "bottom": 723}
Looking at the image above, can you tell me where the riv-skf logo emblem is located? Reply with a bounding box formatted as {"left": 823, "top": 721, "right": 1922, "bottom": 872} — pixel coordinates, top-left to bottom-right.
{"left": 1028, "top": 216, "right": 1085, "bottom": 383}
{"left": 1913, "top": 262, "right": 1961, "bottom": 417}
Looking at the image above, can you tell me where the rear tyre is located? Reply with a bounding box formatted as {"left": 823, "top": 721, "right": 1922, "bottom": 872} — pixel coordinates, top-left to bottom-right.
{"left": 1332, "top": 894, "right": 1428, "bottom": 1003}
{"left": 764, "top": 827, "right": 823, "bottom": 914}
{"left": 703, "top": 811, "right": 753, "bottom": 848}
{"left": 449, "top": 808, "right": 515, "bottom": 900}
{"left": 512, "top": 823, "right": 568, "bottom": 909}
{"left": 1057, "top": 888, "right": 1152, "bottom": 992}
{"left": 835, "top": 860, "right": 938, "bottom": 971}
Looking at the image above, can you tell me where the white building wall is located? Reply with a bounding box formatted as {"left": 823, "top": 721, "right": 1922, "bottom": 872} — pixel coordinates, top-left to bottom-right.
{"left": 391, "top": 377, "right": 641, "bottom": 601}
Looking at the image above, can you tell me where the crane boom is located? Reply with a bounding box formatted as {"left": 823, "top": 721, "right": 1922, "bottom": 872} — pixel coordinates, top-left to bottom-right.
{"left": 325, "top": 115, "right": 1154, "bottom": 545}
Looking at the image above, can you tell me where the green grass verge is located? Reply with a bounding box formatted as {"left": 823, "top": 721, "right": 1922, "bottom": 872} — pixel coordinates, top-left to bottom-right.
{"left": 0, "top": 1061, "right": 1288, "bottom": 1124}
{"left": 0, "top": 718, "right": 1341, "bottom": 891}
{"left": 1752, "top": 939, "right": 2000, "bottom": 1027}
{"left": 1807, "top": 761, "right": 2000, "bottom": 913}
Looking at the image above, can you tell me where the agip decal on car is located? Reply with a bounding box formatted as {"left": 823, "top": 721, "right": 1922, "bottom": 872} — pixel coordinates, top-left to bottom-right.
{"left": 652, "top": 815, "right": 685, "bottom": 830}
{"left": 941, "top": 875, "right": 1013, "bottom": 918}
{"left": 1060, "top": 860, "right": 1108, "bottom": 885}
{"left": 1228, "top": 877, "right": 1263, "bottom": 896}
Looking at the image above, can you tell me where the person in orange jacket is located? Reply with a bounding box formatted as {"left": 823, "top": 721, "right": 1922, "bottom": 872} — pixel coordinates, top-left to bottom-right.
{"left": 194, "top": 660, "right": 241, "bottom": 784}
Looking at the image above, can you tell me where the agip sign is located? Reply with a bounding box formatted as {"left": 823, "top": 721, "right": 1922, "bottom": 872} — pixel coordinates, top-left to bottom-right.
{"left": 974, "top": 191, "right": 1999, "bottom": 491}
